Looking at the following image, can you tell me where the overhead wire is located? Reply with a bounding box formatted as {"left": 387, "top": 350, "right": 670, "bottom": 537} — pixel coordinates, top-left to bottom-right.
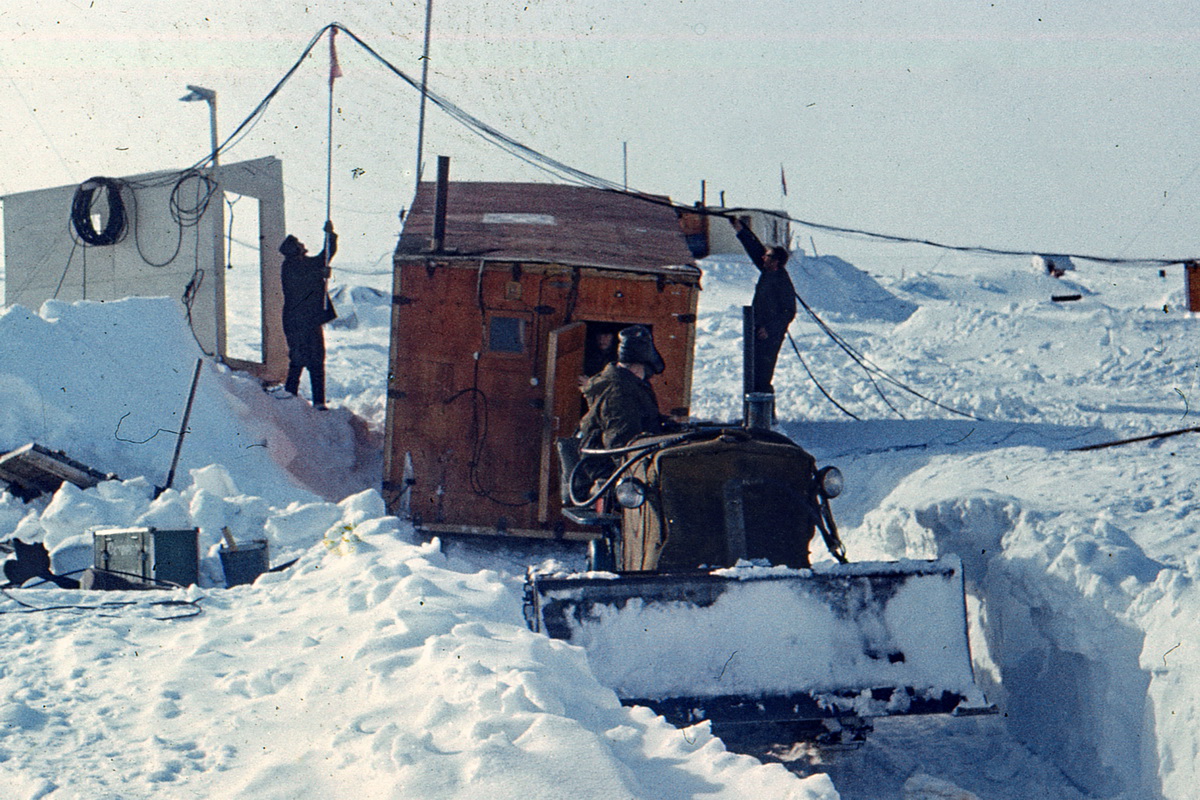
{"left": 336, "top": 25, "right": 1194, "bottom": 266}
{"left": 41, "top": 23, "right": 1170, "bottom": 424}
{"left": 188, "top": 27, "right": 332, "bottom": 172}
{"left": 196, "top": 23, "right": 1189, "bottom": 270}
{"left": 711, "top": 206, "right": 1194, "bottom": 269}
{"left": 785, "top": 331, "right": 860, "bottom": 421}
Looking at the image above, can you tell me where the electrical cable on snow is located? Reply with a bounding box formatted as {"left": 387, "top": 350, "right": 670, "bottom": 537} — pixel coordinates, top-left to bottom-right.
{"left": 0, "top": 587, "right": 203, "bottom": 621}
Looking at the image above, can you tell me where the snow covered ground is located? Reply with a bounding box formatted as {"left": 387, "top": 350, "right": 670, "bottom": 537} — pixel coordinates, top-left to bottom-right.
{"left": 0, "top": 243, "right": 1197, "bottom": 799}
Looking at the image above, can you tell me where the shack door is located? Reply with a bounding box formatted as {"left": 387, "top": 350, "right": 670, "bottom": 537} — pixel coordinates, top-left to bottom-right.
{"left": 538, "top": 322, "right": 587, "bottom": 523}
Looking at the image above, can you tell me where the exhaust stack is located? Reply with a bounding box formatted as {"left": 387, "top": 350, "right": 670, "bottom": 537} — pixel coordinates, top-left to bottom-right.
{"left": 430, "top": 155, "right": 450, "bottom": 253}
{"left": 745, "top": 392, "right": 774, "bottom": 430}
{"left": 742, "top": 305, "right": 774, "bottom": 428}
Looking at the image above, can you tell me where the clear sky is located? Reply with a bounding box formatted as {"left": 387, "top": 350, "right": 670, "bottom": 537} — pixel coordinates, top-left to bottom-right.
{"left": 2, "top": 0, "right": 1199, "bottom": 271}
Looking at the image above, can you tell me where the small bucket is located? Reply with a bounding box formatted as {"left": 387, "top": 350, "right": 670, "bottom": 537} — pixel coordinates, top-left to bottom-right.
{"left": 219, "top": 539, "right": 270, "bottom": 588}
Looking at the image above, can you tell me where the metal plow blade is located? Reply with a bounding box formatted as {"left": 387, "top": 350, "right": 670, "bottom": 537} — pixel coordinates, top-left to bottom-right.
{"left": 525, "top": 557, "right": 992, "bottom": 727}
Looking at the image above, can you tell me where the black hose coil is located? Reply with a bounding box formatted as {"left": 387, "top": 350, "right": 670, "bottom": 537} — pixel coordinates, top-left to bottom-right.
{"left": 71, "top": 177, "right": 127, "bottom": 246}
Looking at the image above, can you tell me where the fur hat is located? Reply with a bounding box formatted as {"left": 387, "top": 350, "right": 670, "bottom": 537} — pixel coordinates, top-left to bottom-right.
{"left": 279, "top": 235, "right": 303, "bottom": 257}
{"left": 617, "top": 325, "right": 665, "bottom": 375}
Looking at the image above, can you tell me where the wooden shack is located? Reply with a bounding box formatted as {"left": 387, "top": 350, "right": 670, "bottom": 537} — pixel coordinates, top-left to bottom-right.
{"left": 383, "top": 175, "right": 701, "bottom": 539}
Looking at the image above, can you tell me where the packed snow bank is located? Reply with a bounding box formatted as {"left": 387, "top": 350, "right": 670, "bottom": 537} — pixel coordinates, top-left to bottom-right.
{"left": 0, "top": 490, "right": 836, "bottom": 800}
{"left": 0, "top": 297, "right": 376, "bottom": 504}
{"left": 0, "top": 291, "right": 836, "bottom": 799}
{"left": 847, "top": 443, "right": 1193, "bottom": 798}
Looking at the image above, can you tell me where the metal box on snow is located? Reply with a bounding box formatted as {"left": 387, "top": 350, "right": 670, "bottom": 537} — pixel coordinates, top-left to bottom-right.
{"left": 93, "top": 527, "right": 199, "bottom": 587}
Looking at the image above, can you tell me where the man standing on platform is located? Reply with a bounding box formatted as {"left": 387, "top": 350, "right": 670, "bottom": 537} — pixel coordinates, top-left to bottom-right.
{"left": 731, "top": 216, "right": 796, "bottom": 394}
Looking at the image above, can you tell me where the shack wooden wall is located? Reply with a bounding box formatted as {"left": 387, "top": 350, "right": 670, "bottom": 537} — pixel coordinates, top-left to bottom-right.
{"left": 382, "top": 258, "right": 699, "bottom": 536}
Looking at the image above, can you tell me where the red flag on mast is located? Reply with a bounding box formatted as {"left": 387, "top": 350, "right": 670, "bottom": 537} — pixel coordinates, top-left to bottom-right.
{"left": 329, "top": 27, "right": 343, "bottom": 86}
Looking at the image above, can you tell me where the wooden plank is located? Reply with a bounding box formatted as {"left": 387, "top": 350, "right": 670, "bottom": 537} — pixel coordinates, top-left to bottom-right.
{"left": 0, "top": 443, "right": 114, "bottom": 500}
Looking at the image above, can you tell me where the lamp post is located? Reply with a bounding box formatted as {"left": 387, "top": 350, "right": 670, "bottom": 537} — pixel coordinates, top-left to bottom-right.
{"left": 179, "top": 83, "right": 227, "bottom": 362}
{"left": 180, "top": 84, "right": 219, "bottom": 167}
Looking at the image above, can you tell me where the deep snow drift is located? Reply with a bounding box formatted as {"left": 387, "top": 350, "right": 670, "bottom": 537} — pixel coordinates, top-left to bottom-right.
{"left": 1, "top": 244, "right": 1199, "bottom": 799}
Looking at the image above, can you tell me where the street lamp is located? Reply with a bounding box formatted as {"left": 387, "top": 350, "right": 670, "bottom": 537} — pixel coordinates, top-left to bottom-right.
{"left": 180, "top": 84, "right": 219, "bottom": 167}
{"left": 180, "top": 83, "right": 227, "bottom": 363}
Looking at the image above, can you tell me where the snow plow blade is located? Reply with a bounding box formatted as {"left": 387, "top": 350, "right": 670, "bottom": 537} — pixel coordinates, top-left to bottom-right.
{"left": 524, "top": 556, "right": 992, "bottom": 729}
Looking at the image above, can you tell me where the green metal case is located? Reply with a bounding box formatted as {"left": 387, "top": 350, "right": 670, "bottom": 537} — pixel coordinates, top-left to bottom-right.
{"left": 93, "top": 527, "right": 200, "bottom": 587}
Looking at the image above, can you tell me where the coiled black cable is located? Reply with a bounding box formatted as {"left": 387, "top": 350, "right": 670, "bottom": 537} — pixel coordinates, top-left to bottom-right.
{"left": 70, "top": 177, "right": 127, "bottom": 246}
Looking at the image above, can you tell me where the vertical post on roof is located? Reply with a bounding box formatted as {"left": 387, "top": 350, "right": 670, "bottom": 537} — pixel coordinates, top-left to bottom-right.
{"left": 700, "top": 179, "right": 706, "bottom": 206}
{"left": 622, "top": 141, "right": 628, "bottom": 190}
{"left": 414, "top": 0, "right": 435, "bottom": 196}
{"left": 430, "top": 155, "right": 450, "bottom": 253}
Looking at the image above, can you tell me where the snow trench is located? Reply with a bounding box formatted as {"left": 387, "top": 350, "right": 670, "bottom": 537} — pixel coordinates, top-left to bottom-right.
{"left": 856, "top": 492, "right": 1165, "bottom": 799}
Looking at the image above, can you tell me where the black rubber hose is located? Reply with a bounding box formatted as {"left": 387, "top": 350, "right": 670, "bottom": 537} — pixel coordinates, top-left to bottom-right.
{"left": 71, "top": 177, "right": 127, "bottom": 246}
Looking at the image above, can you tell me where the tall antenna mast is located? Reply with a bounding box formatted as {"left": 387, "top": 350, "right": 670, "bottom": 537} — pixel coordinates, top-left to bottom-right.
{"left": 414, "top": 0, "right": 434, "bottom": 197}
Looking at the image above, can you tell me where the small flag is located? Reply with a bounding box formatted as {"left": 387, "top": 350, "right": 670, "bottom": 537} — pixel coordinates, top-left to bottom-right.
{"left": 329, "top": 27, "right": 343, "bottom": 86}
{"left": 780, "top": 164, "right": 788, "bottom": 197}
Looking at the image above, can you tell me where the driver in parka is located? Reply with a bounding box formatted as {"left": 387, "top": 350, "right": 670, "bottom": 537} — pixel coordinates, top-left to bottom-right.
{"left": 578, "top": 325, "right": 668, "bottom": 451}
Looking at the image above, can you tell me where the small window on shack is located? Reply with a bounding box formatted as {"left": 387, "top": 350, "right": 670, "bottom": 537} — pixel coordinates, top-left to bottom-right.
{"left": 488, "top": 315, "right": 526, "bottom": 353}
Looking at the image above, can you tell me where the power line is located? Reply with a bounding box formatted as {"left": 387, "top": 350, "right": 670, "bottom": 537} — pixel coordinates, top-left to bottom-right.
{"left": 202, "top": 24, "right": 1193, "bottom": 270}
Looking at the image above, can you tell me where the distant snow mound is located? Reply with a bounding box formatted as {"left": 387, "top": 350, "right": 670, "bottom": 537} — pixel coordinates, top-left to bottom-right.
{"left": 327, "top": 284, "right": 391, "bottom": 331}
{"left": 701, "top": 251, "right": 917, "bottom": 323}
{"left": 791, "top": 252, "right": 918, "bottom": 322}
{"left": 894, "top": 270, "right": 1093, "bottom": 308}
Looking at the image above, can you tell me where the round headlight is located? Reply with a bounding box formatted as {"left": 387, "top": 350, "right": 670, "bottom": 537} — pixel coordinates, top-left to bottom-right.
{"left": 817, "top": 466, "right": 844, "bottom": 499}
{"left": 614, "top": 477, "right": 647, "bottom": 509}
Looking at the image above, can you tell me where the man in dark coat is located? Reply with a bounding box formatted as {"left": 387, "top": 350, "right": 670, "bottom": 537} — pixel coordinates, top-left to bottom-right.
{"left": 279, "top": 220, "right": 337, "bottom": 409}
{"left": 731, "top": 216, "right": 796, "bottom": 394}
{"left": 581, "top": 327, "right": 619, "bottom": 379}
{"left": 578, "top": 325, "right": 666, "bottom": 451}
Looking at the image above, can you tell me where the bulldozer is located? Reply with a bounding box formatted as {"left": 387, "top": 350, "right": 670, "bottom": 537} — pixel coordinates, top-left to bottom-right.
{"left": 525, "top": 385, "right": 993, "bottom": 744}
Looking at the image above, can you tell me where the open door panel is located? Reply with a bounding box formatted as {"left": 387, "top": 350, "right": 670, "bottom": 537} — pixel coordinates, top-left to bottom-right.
{"left": 538, "top": 322, "right": 587, "bottom": 523}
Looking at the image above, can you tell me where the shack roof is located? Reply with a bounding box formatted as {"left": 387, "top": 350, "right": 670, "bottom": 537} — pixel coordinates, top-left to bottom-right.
{"left": 396, "top": 181, "right": 700, "bottom": 278}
